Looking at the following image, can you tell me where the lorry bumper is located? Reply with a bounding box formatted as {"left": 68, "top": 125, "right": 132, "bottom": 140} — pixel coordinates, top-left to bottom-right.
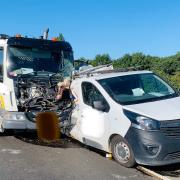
{"left": 0, "top": 111, "right": 36, "bottom": 132}
{"left": 125, "top": 126, "right": 180, "bottom": 166}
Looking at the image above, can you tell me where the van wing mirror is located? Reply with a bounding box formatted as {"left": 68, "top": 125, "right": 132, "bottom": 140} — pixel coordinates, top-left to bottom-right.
{"left": 93, "top": 101, "right": 105, "bottom": 111}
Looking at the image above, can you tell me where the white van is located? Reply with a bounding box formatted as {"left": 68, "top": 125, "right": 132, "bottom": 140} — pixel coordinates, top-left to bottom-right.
{"left": 70, "top": 70, "right": 180, "bottom": 167}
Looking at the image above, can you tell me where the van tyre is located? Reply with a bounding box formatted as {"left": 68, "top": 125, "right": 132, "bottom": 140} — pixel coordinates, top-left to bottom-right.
{"left": 111, "top": 135, "right": 136, "bottom": 168}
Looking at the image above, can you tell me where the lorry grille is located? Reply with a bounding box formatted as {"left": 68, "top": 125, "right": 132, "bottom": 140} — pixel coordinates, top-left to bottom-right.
{"left": 160, "top": 120, "right": 180, "bottom": 139}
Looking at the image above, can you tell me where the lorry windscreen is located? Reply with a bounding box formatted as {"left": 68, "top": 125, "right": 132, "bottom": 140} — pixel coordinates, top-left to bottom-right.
{"left": 7, "top": 46, "right": 73, "bottom": 76}
{"left": 0, "top": 48, "right": 3, "bottom": 76}
{"left": 98, "top": 73, "right": 178, "bottom": 105}
{"left": 0, "top": 48, "right": 3, "bottom": 64}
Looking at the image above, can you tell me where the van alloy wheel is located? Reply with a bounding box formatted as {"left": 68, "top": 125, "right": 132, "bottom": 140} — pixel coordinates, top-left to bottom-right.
{"left": 111, "top": 135, "right": 136, "bottom": 168}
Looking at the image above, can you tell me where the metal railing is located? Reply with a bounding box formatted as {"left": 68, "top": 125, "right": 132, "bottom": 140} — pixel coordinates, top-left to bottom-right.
{"left": 73, "top": 64, "right": 143, "bottom": 78}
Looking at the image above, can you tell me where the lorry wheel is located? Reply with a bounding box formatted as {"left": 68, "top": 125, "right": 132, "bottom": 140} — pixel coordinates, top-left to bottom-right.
{"left": 111, "top": 135, "right": 136, "bottom": 168}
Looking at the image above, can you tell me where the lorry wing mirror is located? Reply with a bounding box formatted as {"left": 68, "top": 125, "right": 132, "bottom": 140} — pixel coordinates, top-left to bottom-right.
{"left": 93, "top": 100, "right": 105, "bottom": 111}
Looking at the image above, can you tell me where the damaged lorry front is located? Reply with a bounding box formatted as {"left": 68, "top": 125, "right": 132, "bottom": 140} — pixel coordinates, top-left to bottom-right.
{"left": 0, "top": 34, "right": 74, "bottom": 132}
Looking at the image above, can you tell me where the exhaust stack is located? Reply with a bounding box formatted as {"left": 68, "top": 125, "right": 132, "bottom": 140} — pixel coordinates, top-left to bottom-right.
{"left": 43, "top": 28, "right": 49, "bottom": 40}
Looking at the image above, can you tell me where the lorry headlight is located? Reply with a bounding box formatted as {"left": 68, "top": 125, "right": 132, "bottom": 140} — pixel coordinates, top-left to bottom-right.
{"left": 3, "top": 113, "right": 26, "bottom": 121}
{"left": 16, "top": 114, "right": 26, "bottom": 120}
{"left": 123, "top": 109, "right": 160, "bottom": 131}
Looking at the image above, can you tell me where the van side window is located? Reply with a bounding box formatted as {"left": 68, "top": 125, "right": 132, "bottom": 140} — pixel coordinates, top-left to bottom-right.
{"left": 82, "top": 82, "right": 109, "bottom": 112}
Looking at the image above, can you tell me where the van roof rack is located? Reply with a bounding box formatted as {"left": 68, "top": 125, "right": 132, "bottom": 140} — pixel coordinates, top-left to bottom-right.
{"left": 73, "top": 64, "right": 143, "bottom": 78}
{"left": 87, "top": 66, "right": 143, "bottom": 75}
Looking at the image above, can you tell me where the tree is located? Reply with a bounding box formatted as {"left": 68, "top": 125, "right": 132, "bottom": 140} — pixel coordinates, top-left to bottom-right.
{"left": 90, "top": 54, "right": 112, "bottom": 66}
{"left": 57, "top": 33, "right": 65, "bottom": 41}
{"left": 113, "top": 54, "right": 132, "bottom": 68}
{"left": 81, "top": 52, "right": 180, "bottom": 90}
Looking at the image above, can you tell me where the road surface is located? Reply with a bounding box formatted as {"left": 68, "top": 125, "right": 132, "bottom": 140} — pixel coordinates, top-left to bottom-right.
{"left": 0, "top": 134, "right": 151, "bottom": 180}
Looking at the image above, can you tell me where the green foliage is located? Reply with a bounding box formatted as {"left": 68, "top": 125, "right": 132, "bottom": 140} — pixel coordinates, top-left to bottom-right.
{"left": 90, "top": 54, "right": 112, "bottom": 66}
{"left": 113, "top": 53, "right": 157, "bottom": 70}
{"left": 84, "top": 52, "right": 180, "bottom": 90}
{"left": 113, "top": 52, "right": 180, "bottom": 90}
{"left": 57, "top": 33, "right": 65, "bottom": 41}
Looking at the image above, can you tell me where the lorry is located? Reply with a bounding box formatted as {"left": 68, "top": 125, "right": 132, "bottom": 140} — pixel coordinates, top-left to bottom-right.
{"left": 1, "top": 33, "right": 180, "bottom": 168}
{"left": 0, "top": 33, "right": 74, "bottom": 131}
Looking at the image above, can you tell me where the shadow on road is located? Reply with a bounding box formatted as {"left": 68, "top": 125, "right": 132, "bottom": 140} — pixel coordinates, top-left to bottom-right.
{"left": 13, "top": 130, "right": 107, "bottom": 158}
{"left": 14, "top": 131, "right": 83, "bottom": 149}
{"left": 144, "top": 163, "right": 180, "bottom": 177}
{"left": 0, "top": 130, "right": 15, "bottom": 136}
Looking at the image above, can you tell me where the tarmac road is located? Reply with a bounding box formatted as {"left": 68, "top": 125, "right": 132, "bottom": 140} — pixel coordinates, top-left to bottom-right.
{"left": 0, "top": 134, "right": 152, "bottom": 180}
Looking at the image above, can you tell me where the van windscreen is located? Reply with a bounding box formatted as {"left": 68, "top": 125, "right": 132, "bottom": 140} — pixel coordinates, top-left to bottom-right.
{"left": 98, "top": 73, "right": 177, "bottom": 105}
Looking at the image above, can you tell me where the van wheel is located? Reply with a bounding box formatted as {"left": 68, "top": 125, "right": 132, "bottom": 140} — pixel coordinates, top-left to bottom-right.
{"left": 111, "top": 135, "right": 136, "bottom": 168}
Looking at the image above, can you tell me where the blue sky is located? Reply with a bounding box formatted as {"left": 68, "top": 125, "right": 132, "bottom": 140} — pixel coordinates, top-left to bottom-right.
{"left": 0, "top": 0, "right": 180, "bottom": 59}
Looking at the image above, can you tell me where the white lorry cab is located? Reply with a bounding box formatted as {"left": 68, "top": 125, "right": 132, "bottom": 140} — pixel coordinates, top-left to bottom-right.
{"left": 70, "top": 69, "right": 180, "bottom": 167}
{"left": 0, "top": 33, "right": 74, "bottom": 132}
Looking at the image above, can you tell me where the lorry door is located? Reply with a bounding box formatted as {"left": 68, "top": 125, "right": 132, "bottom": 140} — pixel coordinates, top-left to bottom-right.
{"left": 0, "top": 47, "right": 3, "bottom": 81}
{"left": 80, "top": 81, "right": 110, "bottom": 150}
{"left": 0, "top": 47, "right": 5, "bottom": 109}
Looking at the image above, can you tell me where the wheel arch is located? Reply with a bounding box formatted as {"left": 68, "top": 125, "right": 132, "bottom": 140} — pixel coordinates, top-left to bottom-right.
{"left": 108, "top": 133, "right": 122, "bottom": 151}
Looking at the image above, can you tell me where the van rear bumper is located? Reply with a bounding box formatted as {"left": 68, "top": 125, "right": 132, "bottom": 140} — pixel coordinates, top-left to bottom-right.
{"left": 125, "top": 127, "right": 180, "bottom": 166}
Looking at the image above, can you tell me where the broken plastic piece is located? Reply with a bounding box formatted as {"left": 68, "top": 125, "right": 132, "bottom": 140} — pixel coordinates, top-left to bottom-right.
{"left": 106, "top": 153, "right": 112, "bottom": 159}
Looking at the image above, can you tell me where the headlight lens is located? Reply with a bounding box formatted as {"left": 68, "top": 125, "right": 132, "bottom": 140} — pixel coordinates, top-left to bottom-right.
{"left": 3, "top": 113, "right": 26, "bottom": 121}
{"left": 123, "top": 109, "right": 160, "bottom": 131}
{"left": 0, "top": 109, "right": 26, "bottom": 121}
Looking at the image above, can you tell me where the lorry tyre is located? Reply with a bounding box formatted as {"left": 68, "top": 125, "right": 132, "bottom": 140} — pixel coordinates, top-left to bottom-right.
{"left": 111, "top": 135, "right": 136, "bottom": 168}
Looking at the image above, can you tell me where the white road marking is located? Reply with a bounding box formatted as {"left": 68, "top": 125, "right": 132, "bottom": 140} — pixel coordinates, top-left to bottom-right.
{"left": 112, "top": 173, "right": 138, "bottom": 179}
{"left": 137, "top": 166, "right": 170, "bottom": 180}
{"left": 1, "top": 149, "right": 21, "bottom": 154}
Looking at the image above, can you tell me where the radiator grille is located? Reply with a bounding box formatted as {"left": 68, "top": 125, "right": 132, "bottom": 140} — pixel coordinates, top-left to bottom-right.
{"left": 164, "top": 151, "right": 180, "bottom": 160}
{"left": 160, "top": 120, "right": 180, "bottom": 139}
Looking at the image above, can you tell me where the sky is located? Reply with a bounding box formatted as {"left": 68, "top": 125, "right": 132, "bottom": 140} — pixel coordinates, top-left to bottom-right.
{"left": 0, "top": 0, "right": 180, "bottom": 59}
